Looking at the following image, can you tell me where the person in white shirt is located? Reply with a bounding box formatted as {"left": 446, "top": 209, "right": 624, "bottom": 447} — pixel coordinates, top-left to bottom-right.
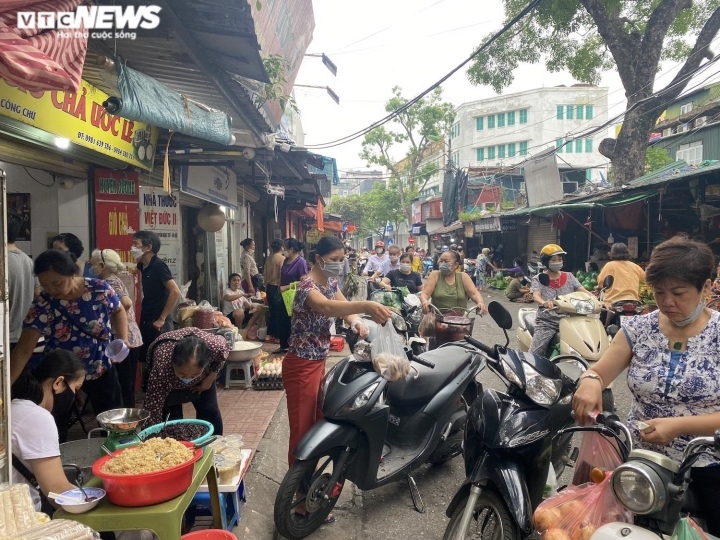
{"left": 7, "top": 212, "right": 39, "bottom": 348}
{"left": 373, "top": 244, "right": 402, "bottom": 278}
{"left": 11, "top": 349, "right": 85, "bottom": 511}
{"left": 362, "top": 240, "right": 388, "bottom": 275}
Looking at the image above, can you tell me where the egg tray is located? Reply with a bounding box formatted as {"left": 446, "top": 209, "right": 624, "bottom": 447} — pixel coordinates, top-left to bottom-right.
{"left": 252, "top": 375, "right": 284, "bottom": 391}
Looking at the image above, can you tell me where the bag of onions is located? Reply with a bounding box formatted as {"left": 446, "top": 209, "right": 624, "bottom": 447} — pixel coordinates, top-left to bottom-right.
{"left": 533, "top": 470, "right": 632, "bottom": 540}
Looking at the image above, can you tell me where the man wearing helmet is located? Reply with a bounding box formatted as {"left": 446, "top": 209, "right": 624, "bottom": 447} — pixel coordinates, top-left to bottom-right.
{"left": 529, "top": 244, "right": 590, "bottom": 357}
{"left": 362, "top": 240, "right": 388, "bottom": 276}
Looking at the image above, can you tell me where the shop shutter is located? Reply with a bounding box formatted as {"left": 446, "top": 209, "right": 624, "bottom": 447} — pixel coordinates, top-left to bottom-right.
{"left": 526, "top": 217, "right": 557, "bottom": 258}
{"left": 0, "top": 137, "right": 88, "bottom": 178}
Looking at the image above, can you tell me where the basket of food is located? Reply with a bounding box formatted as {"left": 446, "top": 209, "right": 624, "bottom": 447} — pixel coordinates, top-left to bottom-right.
{"left": 138, "top": 419, "right": 214, "bottom": 445}
{"left": 434, "top": 311, "right": 475, "bottom": 347}
{"left": 92, "top": 438, "right": 203, "bottom": 506}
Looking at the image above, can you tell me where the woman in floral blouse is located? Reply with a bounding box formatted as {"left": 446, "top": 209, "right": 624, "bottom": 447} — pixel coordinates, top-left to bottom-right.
{"left": 573, "top": 237, "right": 720, "bottom": 535}
{"left": 10, "top": 249, "right": 128, "bottom": 440}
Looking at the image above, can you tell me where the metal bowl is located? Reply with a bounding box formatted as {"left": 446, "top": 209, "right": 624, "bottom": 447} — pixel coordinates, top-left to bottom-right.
{"left": 95, "top": 408, "right": 150, "bottom": 432}
{"left": 228, "top": 341, "right": 262, "bottom": 361}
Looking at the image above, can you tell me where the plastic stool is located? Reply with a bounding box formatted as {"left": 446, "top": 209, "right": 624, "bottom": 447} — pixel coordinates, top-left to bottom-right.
{"left": 224, "top": 359, "right": 254, "bottom": 389}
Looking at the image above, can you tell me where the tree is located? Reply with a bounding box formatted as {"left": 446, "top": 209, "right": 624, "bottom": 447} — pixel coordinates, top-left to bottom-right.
{"left": 326, "top": 182, "right": 405, "bottom": 238}
{"left": 645, "top": 147, "right": 674, "bottom": 173}
{"left": 468, "top": 1, "right": 720, "bottom": 184}
{"left": 359, "top": 86, "right": 456, "bottom": 224}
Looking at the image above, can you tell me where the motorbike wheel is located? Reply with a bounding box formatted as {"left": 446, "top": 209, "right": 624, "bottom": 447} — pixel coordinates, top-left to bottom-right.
{"left": 274, "top": 450, "right": 346, "bottom": 540}
{"left": 444, "top": 486, "right": 520, "bottom": 540}
{"left": 428, "top": 397, "right": 467, "bottom": 465}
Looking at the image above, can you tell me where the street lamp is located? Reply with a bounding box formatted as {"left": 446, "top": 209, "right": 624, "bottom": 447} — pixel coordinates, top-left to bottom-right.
{"left": 294, "top": 84, "right": 340, "bottom": 105}
{"left": 304, "top": 53, "right": 338, "bottom": 76}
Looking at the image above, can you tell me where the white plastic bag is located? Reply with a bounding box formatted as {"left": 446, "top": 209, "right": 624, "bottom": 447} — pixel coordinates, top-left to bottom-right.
{"left": 371, "top": 321, "right": 410, "bottom": 381}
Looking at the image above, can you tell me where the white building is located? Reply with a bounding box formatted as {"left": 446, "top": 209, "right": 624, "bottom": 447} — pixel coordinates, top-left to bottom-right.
{"left": 421, "top": 84, "right": 610, "bottom": 197}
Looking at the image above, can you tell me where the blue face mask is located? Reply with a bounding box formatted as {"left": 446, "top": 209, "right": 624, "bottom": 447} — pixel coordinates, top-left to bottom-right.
{"left": 178, "top": 376, "right": 197, "bottom": 385}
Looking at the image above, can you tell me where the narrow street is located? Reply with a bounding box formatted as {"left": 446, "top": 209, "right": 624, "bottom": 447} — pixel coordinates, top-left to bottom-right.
{"left": 238, "top": 289, "right": 634, "bottom": 540}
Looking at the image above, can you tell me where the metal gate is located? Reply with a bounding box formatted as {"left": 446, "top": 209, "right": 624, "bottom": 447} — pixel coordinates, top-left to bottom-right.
{"left": 526, "top": 217, "right": 558, "bottom": 259}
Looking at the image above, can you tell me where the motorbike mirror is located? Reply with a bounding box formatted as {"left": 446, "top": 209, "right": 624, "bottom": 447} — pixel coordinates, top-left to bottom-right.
{"left": 603, "top": 275, "right": 614, "bottom": 289}
{"left": 539, "top": 273, "right": 550, "bottom": 287}
{"left": 488, "top": 301, "right": 513, "bottom": 330}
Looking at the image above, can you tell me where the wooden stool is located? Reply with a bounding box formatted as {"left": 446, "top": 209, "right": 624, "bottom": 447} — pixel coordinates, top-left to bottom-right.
{"left": 224, "top": 359, "right": 254, "bottom": 389}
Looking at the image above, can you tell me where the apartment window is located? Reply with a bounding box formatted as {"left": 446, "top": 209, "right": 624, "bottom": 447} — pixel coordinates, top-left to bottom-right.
{"left": 450, "top": 122, "right": 460, "bottom": 139}
{"left": 476, "top": 116, "right": 483, "bottom": 131}
{"left": 487, "top": 146, "right": 496, "bottom": 160}
{"left": 508, "top": 142, "right": 516, "bottom": 157}
{"left": 576, "top": 105, "right": 584, "bottom": 120}
{"left": 519, "top": 141, "right": 528, "bottom": 155}
{"left": 451, "top": 151, "right": 460, "bottom": 165}
{"left": 556, "top": 105, "right": 564, "bottom": 120}
{"left": 488, "top": 115, "right": 495, "bottom": 128}
{"left": 585, "top": 138, "right": 593, "bottom": 153}
{"left": 507, "top": 111, "right": 515, "bottom": 126}
{"left": 519, "top": 109, "right": 527, "bottom": 124}
{"left": 566, "top": 105, "right": 574, "bottom": 120}
{"left": 497, "top": 113, "right": 505, "bottom": 128}
{"left": 676, "top": 141, "right": 703, "bottom": 165}
{"left": 566, "top": 139, "right": 573, "bottom": 153}
{"left": 498, "top": 144, "right": 506, "bottom": 158}
{"left": 586, "top": 105, "right": 593, "bottom": 119}
{"left": 575, "top": 139, "right": 583, "bottom": 153}
{"left": 680, "top": 102, "right": 694, "bottom": 115}
{"left": 476, "top": 147, "right": 484, "bottom": 161}
{"left": 556, "top": 138, "right": 564, "bottom": 153}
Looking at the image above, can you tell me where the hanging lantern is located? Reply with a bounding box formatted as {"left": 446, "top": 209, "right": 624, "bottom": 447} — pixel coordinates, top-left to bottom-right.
{"left": 197, "top": 204, "right": 226, "bottom": 232}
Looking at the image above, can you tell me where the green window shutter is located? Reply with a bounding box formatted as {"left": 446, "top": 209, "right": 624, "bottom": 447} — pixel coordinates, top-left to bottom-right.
{"left": 586, "top": 105, "right": 593, "bottom": 119}
{"left": 476, "top": 147, "right": 484, "bottom": 161}
{"left": 507, "top": 111, "right": 515, "bottom": 125}
{"left": 576, "top": 105, "right": 584, "bottom": 120}
{"left": 519, "top": 109, "right": 527, "bottom": 123}
{"left": 586, "top": 169, "right": 592, "bottom": 180}
{"left": 556, "top": 105, "right": 563, "bottom": 120}
{"left": 497, "top": 113, "right": 505, "bottom": 127}
{"left": 575, "top": 139, "right": 582, "bottom": 153}
{"left": 566, "top": 139, "right": 573, "bottom": 153}
{"left": 498, "top": 144, "right": 506, "bottom": 158}
{"left": 585, "top": 138, "right": 593, "bottom": 153}
{"left": 476, "top": 116, "right": 483, "bottom": 130}
{"left": 566, "top": 105, "right": 574, "bottom": 119}
{"left": 488, "top": 146, "right": 495, "bottom": 159}
{"left": 556, "top": 139, "right": 564, "bottom": 153}
{"left": 508, "top": 143, "right": 516, "bottom": 157}
{"left": 519, "top": 141, "right": 528, "bottom": 155}
{"left": 488, "top": 115, "right": 495, "bottom": 128}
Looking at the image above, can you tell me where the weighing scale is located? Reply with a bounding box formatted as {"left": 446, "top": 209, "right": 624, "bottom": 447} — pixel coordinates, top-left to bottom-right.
{"left": 88, "top": 408, "right": 150, "bottom": 453}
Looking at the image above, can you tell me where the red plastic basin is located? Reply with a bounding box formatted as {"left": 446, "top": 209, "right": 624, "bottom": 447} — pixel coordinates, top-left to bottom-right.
{"left": 92, "top": 441, "right": 202, "bottom": 507}
{"left": 182, "top": 531, "right": 236, "bottom": 539}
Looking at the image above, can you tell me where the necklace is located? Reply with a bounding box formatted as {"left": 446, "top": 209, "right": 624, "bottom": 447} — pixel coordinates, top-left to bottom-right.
{"left": 672, "top": 341, "right": 683, "bottom": 351}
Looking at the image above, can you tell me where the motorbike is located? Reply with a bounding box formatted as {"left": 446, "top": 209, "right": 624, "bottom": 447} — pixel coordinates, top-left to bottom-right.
{"left": 604, "top": 299, "right": 645, "bottom": 336}
{"left": 527, "top": 251, "right": 541, "bottom": 280}
{"left": 423, "top": 256, "right": 434, "bottom": 277}
{"left": 517, "top": 275, "right": 615, "bottom": 410}
{"left": 357, "top": 255, "right": 368, "bottom": 275}
{"left": 443, "top": 301, "right": 588, "bottom": 540}
{"left": 274, "top": 333, "right": 484, "bottom": 539}
{"left": 464, "top": 258, "right": 477, "bottom": 278}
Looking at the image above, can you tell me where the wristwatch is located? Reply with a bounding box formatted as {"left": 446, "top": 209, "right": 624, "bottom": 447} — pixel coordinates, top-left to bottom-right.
{"left": 576, "top": 372, "right": 602, "bottom": 389}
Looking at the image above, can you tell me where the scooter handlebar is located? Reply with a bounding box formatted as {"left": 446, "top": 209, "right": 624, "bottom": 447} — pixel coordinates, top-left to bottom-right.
{"left": 464, "top": 335, "right": 496, "bottom": 359}
{"left": 412, "top": 355, "right": 435, "bottom": 369}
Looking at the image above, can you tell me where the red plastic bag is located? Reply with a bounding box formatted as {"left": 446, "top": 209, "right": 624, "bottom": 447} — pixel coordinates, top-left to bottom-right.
{"left": 571, "top": 431, "right": 624, "bottom": 486}
{"left": 534, "top": 472, "right": 632, "bottom": 540}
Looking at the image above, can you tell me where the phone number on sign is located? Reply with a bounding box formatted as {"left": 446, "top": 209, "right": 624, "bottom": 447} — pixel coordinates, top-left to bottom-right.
{"left": 77, "top": 131, "right": 134, "bottom": 160}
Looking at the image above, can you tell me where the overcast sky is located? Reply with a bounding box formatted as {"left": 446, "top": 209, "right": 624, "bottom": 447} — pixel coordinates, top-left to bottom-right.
{"left": 292, "top": 0, "right": 719, "bottom": 172}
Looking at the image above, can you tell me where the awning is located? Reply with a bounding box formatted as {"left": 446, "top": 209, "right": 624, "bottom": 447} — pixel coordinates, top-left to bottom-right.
{"left": 432, "top": 220, "right": 463, "bottom": 235}
{"left": 0, "top": 0, "right": 88, "bottom": 92}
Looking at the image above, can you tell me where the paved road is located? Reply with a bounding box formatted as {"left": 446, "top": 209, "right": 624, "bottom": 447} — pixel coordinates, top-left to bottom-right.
{"left": 239, "top": 289, "right": 632, "bottom": 540}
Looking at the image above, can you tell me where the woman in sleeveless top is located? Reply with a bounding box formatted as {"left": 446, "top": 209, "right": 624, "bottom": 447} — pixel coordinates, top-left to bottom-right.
{"left": 419, "top": 249, "right": 487, "bottom": 315}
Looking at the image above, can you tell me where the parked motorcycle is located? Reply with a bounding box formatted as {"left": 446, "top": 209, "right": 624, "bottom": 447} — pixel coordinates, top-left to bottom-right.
{"left": 357, "top": 255, "right": 368, "bottom": 275}
{"left": 443, "top": 301, "right": 588, "bottom": 540}
{"left": 517, "top": 275, "right": 615, "bottom": 410}
{"left": 274, "top": 335, "right": 484, "bottom": 539}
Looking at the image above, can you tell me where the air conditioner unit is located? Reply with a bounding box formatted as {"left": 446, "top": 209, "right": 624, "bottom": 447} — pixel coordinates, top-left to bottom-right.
{"left": 519, "top": 182, "right": 526, "bottom": 194}
{"left": 695, "top": 116, "right": 708, "bottom": 128}
{"left": 662, "top": 128, "right": 674, "bottom": 137}
{"left": 676, "top": 124, "right": 690, "bottom": 133}
{"left": 562, "top": 181, "right": 579, "bottom": 194}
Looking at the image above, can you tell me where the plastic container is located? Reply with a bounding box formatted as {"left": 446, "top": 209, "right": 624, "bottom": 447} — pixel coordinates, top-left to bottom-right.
{"left": 105, "top": 339, "right": 129, "bottom": 363}
{"left": 214, "top": 455, "right": 236, "bottom": 484}
{"left": 92, "top": 441, "right": 202, "bottom": 507}
{"left": 53, "top": 487, "right": 106, "bottom": 514}
{"left": 138, "top": 419, "right": 214, "bottom": 445}
{"left": 182, "top": 530, "right": 237, "bottom": 539}
{"left": 223, "top": 434, "right": 243, "bottom": 449}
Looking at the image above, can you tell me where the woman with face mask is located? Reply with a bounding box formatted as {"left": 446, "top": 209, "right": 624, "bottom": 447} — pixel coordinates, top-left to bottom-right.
{"left": 419, "top": 249, "right": 487, "bottom": 315}
{"left": 529, "top": 244, "right": 589, "bottom": 357}
{"left": 573, "top": 237, "right": 720, "bottom": 535}
{"left": 11, "top": 349, "right": 86, "bottom": 512}
{"left": 143, "top": 328, "right": 229, "bottom": 435}
{"left": 381, "top": 252, "right": 423, "bottom": 293}
{"left": 240, "top": 238, "right": 260, "bottom": 294}
{"left": 278, "top": 238, "right": 310, "bottom": 352}
{"left": 284, "top": 237, "right": 392, "bottom": 500}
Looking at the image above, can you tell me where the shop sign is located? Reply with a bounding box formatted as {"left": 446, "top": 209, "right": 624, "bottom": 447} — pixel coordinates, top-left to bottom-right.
{"left": 501, "top": 217, "right": 518, "bottom": 232}
{"left": 94, "top": 170, "right": 140, "bottom": 266}
{"left": 464, "top": 222, "right": 475, "bottom": 238}
{"left": 474, "top": 217, "right": 501, "bottom": 232}
{"left": 180, "top": 165, "right": 238, "bottom": 210}
{"left": 139, "top": 186, "right": 180, "bottom": 278}
{"left": 0, "top": 78, "right": 158, "bottom": 170}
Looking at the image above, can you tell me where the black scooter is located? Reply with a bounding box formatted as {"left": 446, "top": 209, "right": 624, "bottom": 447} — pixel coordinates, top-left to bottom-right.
{"left": 443, "top": 301, "right": 587, "bottom": 540}
{"left": 274, "top": 336, "right": 484, "bottom": 539}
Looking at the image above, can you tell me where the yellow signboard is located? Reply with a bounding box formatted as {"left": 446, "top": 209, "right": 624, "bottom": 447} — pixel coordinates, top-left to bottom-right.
{"left": 0, "top": 78, "right": 158, "bottom": 170}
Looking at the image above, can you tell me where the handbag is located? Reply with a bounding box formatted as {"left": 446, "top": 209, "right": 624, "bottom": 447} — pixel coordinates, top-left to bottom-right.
{"left": 281, "top": 282, "right": 299, "bottom": 316}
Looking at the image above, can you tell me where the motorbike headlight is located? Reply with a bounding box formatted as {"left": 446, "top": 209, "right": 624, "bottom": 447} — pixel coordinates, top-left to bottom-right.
{"left": 351, "top": 382, "right": 380, "bottom": 410}
{"left": 391, "top": 312, "right": 407, "bottom": 332}
{"left": 409, "top": 309, "right": 423, "bottom": 324}
{"left": 570, "top": 298, "right": 595, "bottom": 315}
{"left": 502, "top": 358, "right": 523, "bottom": 388}
{"left": 524, "top": 362, "right": 562, "bottom": 406}
{"left": 612, "top": 462, "right": 666, "bottom": 514}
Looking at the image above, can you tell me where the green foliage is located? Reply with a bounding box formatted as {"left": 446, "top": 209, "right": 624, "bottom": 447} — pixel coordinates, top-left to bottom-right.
{"left": 254, "top": 55, "right": 299, "bottom": 114}
{"left": 459, "top": 210, "right": 484, "bottom": 222}
{"left": 645, "top": 147, "right": 673, "bottom": 173}
{"left": 327, "top": 182, "right": 405, "bottom": 237}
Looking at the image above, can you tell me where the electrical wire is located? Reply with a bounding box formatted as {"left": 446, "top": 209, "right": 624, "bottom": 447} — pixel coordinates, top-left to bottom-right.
{"left": 23, "top": 167, "right": 55, "bottom": 187}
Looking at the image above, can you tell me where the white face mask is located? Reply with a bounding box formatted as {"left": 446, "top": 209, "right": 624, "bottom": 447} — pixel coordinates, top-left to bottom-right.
{"left": 130, "top": 246, "right": 144, "bottom": 260}
{"left": 389, "top": 255, "right": 399, "bottom": 263}
{"left": 376, "top": 248, "right": 384, "bottom": 255}
{"left": 399, "top": 263, "right": 412, "bottom": 273}
{"left": 673, "top": 299, "right": 706, "bottom": 327}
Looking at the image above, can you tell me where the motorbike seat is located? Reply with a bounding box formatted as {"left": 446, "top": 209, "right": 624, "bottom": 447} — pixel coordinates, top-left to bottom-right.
{"left": 523, "top": 311, "right": 537, "bottom": 335}
{"left": 386, "top": 345, "right": 473, "bottom": 407}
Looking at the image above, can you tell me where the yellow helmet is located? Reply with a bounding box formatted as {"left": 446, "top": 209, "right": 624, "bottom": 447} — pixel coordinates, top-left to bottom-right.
{"left": 540, "top": 244, "right": 566, "bottom": 257}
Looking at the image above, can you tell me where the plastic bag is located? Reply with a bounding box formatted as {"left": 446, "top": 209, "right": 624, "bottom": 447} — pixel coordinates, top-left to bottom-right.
{"left": 371, "top": 320, "right": 410, "bottom": 381}
{"left": 672, "top": 517, "right": 710, "bottom": 540}
{"left": 544, "top": 462, "right": 558, "bottom": 499}
{"left": 172, "top": 280, "right": 195, "bottom": 323}
{"left": 571, "top": 430, "right": 624, "bottom": 486}
{"left": 194, "top": 300, "right": 216, "bottom": 329}
{"left": 419, "top": 312, "right": 436, "bottom": 338}
{"left": 533, "top": 472, "right": 632, "bottom": 540}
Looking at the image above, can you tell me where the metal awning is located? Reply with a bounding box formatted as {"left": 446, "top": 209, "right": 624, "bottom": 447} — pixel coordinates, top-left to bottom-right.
{"left": 432, "top": 220, "right": 463, "bottom": 235}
